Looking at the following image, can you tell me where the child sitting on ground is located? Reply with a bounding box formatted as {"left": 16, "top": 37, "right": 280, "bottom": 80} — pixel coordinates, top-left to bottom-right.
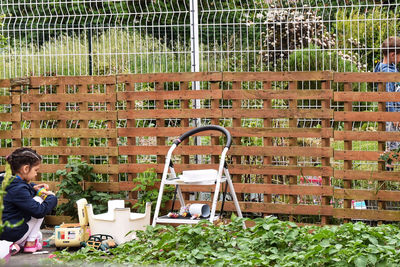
{"left": 0, "top": 148, "right": 58, "bottom": 253}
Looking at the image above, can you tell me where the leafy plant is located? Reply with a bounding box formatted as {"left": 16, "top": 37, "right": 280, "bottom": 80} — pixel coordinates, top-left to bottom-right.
{"left": 50, "top": 216, "right": 400, "bottom": 266}
{"left": 0, "top": 163, "right": 22, "bottom": 234}
{"left": 0, "top": 15, "right": 7, "bottom": 50}
{"left": 55, "top": 161, "right": 124, "bottom": 219}
{"left": 247, "top": 4, "right": 336, "bottom": 70}
{"left": 335, "top": 6, "right": 400, "bottom": 72}
{"left": 132, "top": 168, "right": 173, "bottom": 215}
{"left": 379, "top": 147, "right": 400, "bottom": 167}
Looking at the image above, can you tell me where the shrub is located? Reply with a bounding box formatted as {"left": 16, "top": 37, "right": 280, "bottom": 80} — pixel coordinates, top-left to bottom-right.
{"left": 55, "top": 161, "right": 124, "bottom": 219}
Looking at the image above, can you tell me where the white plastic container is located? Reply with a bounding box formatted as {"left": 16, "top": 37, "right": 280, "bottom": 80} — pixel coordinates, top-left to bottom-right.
{"left": 180, "top": 169, "right": 218, "bottom": 183}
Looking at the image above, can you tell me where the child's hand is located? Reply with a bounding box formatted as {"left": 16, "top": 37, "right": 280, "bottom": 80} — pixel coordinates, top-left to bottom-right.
{"left": 43, "top": 190, "right": 55, "bottom": 196}
{"left": 33, "top": 183, "right": 49, "bottom": 192}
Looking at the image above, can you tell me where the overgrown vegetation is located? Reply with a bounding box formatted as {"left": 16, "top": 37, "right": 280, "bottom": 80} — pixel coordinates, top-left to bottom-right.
{"left": 0, "top": 163, "right": 21, "bottom": 234}
{"left": 0, "top": 29, "right": 190, "bottom": 77}
{"left": 380, "top": 147, "right": 400, "bottom": 167}
{"left": 335, "top": 6, "right": 400, "bottom": 71}
{"left": 0, "top": 15, "right": 6, "bottom": 50}
{"left": 132, "top": 168, "right": 173, "bottom": 215}
{"left": 55, "top": 161, "right": 124, "bottom": 219}
{"left": 50, "top": 216, "right": 400, "bottom": 266}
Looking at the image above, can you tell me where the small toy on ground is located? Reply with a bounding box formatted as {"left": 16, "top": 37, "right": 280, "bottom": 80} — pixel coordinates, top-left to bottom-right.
{"left": 55, "top": 199, "right": 90, "bottom": 249}
{"left": 81, "top": 234, "right": 117, "bottom": 251}
{"left": 167, "top": 212, "right": 179, "bottom": 218}
{"left": 43, "top": 234, "right": 55, "bottom": 248}
{"left": 55, "top": 223, "right": 90, "bottom": 248}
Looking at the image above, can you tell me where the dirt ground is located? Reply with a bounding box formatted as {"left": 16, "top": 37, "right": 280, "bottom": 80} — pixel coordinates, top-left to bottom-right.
{"left": 7, "top": 229, "right": 57, "bottom": 266}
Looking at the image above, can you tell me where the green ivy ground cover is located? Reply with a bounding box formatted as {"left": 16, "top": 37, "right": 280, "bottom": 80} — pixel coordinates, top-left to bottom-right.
{"left": 49, "top": 216, "right": 400, "bottom": 266}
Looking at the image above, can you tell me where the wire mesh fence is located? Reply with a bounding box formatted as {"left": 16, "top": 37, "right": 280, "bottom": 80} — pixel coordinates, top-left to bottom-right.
{"left": 0, "top": 1, "right": 399, "bottom": 78}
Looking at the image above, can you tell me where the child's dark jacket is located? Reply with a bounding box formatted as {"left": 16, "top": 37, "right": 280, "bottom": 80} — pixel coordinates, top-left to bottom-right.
{"left": 0, "top": 173, "right": 57, "bottom": 242}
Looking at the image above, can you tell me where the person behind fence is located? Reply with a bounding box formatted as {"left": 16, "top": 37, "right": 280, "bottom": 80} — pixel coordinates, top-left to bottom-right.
{"left": 374, "top": 36, "right": 400, "bottom": 162}
{"left": 0, "top": 148, "right": 57, "bottom": 254}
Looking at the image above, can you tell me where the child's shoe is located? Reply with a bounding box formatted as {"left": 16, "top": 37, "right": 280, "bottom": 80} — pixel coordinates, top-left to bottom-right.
{"left": 36, "top": 239, "right": 43, "bottom": 251}
{"left": 23, "top": 239, "right": 41, "bottom": 253}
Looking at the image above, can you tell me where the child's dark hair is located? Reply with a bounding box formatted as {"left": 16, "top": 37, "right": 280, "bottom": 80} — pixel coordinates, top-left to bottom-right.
{"left": 382, "top": 36, "right": 400, "bottom": 56}
{"left": 6, "top": 148, "right": 42, "bottom": 174}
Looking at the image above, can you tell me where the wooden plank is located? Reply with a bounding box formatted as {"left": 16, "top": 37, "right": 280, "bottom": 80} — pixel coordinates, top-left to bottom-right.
{"left": 0, "top": 79, "right": 11, "bottom": 87}
{"left": 222, "top": 109, "right": 333, "bottom": 119}
{"left": 178, "top": 184, "right": 333, "bottom": 196}
{"left": 334, "top": 150, "right": 381, "bottom": 161}
{"left": 119, "top": 109, "right": 332, "bottom": 120}
{"left": 57, "top": 181, "right": 332, "bottom": 196}
{"left": 223, "top": 89, "right": 333, "bottom": 100}
{"left": 0, "top": 96, "right": 11, "bottom": 104}
{"left": 223, "top": 71, "right": 333, "bottom": 81}
{"left": 33, "top": 146, "right": 118, "bottom": 156}
{"left": 152, "top": 200, "right": 332, "bottom": 216}
{"left": 117, "top": 72, "right": 223, "bottom": 83}
{"left": 334, "top": 170, "right": 400, "bottom": 182}
{"left": 30, "top": 75, "right": 116, "bottom": 86}
{"left": 22, "top": 111, "right": 117, "bottom": 120}
{"left": 119, "top": 145, "right": 332, "bottom": 157}
{"left": 334, "top": 72, "right": 400, "bottom": 83}
{"left": 376, "top": 79, "right": 386, "bottom": 214}
{"left": 34, "top": 164, "right": 119, "bottom": 174}
{"left": 334, "top": 188, "right": 400, "bottom": 201}
{"left": 118, "top": 127, "right": 333, "bottom": 138}
{"left": 335, "top": 111, "right": 400, "bottom": 122}
{"left": 0, "top": 113, "right": 20, "bottom": 121}
{"left": 0, "top": 130, "right": 21, "bottom": 139}
{"left": 118, "top": 163, "right": 333, "bottom": 176}
{"left": 117, "top": 90, "right": 222, "bottom": 101}
{"left": 119, "top": 109, "right": 223, "bottom": 119}
{"left": 2, "top": 95, "right": 20, "bottom": 105}
{"left": 22, "top": 129, "right": 117, "bottom": 138}
{"left": 21, "top": 93, "right": 116, "bottom": 103}
{"left": 340, "top": 82, "right": 353, "bottom": 219}
{"left": 333, "top": 208, "right": 400, "bottom": 221}
{"left": 334, "top": 92, "right": 400, "bottom": 102}
{"left": 10, "top": 77, "right": 30, "bottom": 87}
{"left": 226, "top": 202, "right": 334, "bottom": 216}
{"left": 231, "top": 146, "right": 333, "bottom": 157}
{"left": 334, "top": 131, "right": 400, "bottom": 141}
{"left": 45, "top": 215, "right": 77, "bottom": 225}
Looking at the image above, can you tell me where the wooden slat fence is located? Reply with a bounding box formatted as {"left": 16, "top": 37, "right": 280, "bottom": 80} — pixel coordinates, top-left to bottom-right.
{"left": 0, "top": 71, "right": 400, "bottom": 224}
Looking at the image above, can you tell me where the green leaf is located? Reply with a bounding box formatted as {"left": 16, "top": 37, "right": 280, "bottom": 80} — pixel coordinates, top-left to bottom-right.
{"left": 354, "top": 256, "right": 368, "bottom": 267}
{"left": 368, "top": 254, "right": 377, "bottom": 265}
{"left": 320, "top": 239, "right": 330, "bottom": 248}
{"left": 335, "top": 244, "right": 343, "bottom": 250}
{"left": 368, "top": 236, "right": 378, "bottom": 245}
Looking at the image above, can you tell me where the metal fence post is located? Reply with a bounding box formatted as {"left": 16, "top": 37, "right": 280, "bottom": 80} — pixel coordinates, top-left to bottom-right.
{"left": 87, "top": 24, "right": 93, "bottom": 76}
{"left": 190, "top": 0, "right": 202, "bottom": 162}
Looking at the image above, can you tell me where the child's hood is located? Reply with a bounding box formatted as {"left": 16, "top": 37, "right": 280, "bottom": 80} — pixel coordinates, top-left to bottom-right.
{"left": 374, "top": 62, "right": 397, "bottom": 72}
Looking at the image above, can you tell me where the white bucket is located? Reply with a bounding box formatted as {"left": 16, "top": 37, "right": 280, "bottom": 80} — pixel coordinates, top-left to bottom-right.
{"left": 189, "top": 204, "right": 210, "bottom": 218}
